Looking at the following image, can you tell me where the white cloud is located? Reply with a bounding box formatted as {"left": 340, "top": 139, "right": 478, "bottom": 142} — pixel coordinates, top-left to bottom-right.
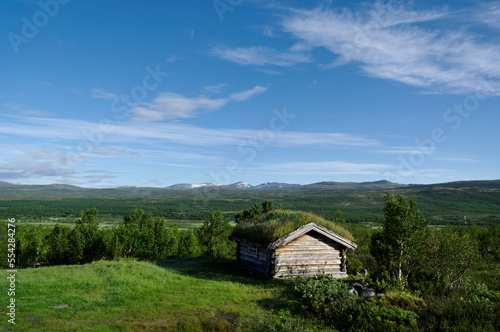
{"left": 229, "top": 85, "right": 268, "bottom": 101}
{"left": 130, "top": 86, "right": 267, "bottom": 122}
{"left": 0, "top": 116, "right": 379, "bottom": 148}
{"left": 473, "top": 2, "right": 500, "bottom": 30}
{"left": 91, "top": 88, "right": 119, "bottom": 100}
{"left": 209, "top": 45, "right": 311, "bottom": 66}
{"left": 202, "top": 83, "right": 228, "bottom": 93}
{"left": 281, "top": 2, "right": 500, "bottom": 95}
{"left": 0, "top": 160, "right": 77, "bottom": 180}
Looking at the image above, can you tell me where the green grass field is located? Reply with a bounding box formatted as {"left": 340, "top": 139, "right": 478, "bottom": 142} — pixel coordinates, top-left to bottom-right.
{"left": 1, "top": 258, "right": 287, "bottom": 331}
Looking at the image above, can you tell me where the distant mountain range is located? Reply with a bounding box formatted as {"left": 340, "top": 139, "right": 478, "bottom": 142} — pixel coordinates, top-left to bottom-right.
{"left": 1, "top": 179, "right": 500, "bottom": 194}
{"left": 166, "top": 181, "right": 300, "bottom": 189}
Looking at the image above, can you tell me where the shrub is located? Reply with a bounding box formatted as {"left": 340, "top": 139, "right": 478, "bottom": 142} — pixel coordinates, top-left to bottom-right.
{"left": 352, "top": 303, "right": 419, "bottom": 332}
{"left": 347, "top": 257, "right": 363, "bottom": 274}
{"left": 421, "top": 290, "right": 500, "bottom": 331}
{"left": 291, "top": 276, "right": 355, "bottom": 329}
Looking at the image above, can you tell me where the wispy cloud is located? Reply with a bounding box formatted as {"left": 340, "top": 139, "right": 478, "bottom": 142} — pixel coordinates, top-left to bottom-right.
{"left": 3, "top": 102, "right": 52, "bottom": 117}
{"left": 209, "top": 45, "right": 311, "bottom": 66}
{"left": 281, "top": 2, "right": 500, "bottom": 95}
{"left": 129, "top": 85, "right": 268, "bottom": 122}
{"left": 261, "top": 25, "right": 279, "bottom": 38}
{"left": 434, "top": 156, "right": 480, "bottom": 163}
{"left": 0, "top": 115, "right": 379, "bottom": 148}
{"left": 38, "top": 81, "right": 82, "bottom": 94}
{"left": 202, "top": 83, "right": 228, "bottom": 93}
{"left": 473, "top": 2, "right": 500, "bottom": 30}
{"left": 91, "top": 88, "right": 119, "bottom": 100}
{"left": 258, "top": 161, "right": 391, "bottom": 176}
{"left": 229, "top": 85, "right": 267, "bottom": 101}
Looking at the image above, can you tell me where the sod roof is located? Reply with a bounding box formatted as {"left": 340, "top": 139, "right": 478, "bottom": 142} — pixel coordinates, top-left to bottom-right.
{"left": 230, "top": 210, "right": 355, "bottom": 244}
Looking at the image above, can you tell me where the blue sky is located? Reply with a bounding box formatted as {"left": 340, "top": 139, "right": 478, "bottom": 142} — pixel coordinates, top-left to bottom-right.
{"left": 1, "top": 0, "right": 499, "bottom": 188}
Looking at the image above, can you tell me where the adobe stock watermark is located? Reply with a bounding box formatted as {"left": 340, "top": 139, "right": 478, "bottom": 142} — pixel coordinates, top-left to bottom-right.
{"left": 52, "top": 60, "right": 169, "bottom": 181}
{"left": 209, "top": 105, "right": 296, "bottom": 185}
{"left": 384, "top": 81, "right": 495, "bottom": 183}
{"left": 8, "top": 0, "right": 70, "bottom": 54}
{"left": 6, "top": 218, "right": 17, "bottom": 325}
{"left": 213, "top": 0, "right": 243, "bottom": 22}
{"left": 187, "top": 106, "right": 296, "bottom": 211}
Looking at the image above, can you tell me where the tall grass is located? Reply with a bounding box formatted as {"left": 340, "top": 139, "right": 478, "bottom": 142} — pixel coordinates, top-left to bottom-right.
{"left": 231, "top": 210, "right": 355, "bottom": 244}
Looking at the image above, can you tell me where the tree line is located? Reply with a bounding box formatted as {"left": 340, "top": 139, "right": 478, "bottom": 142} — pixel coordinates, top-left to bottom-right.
{"left": 349, "top": 193, "right": 500, "bottom": 292}
{"left": 1, "top": 207, "right": 235, "bottom": 268}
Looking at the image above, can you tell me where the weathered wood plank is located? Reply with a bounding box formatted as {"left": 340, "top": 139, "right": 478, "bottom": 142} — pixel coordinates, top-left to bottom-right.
{"left": 274, "top": 271, "right": 347, "bottom": 278}
{"left": 276, "top": 249, "right": 341, "bottom": 255}
{"left": 240, "top": 255, "right": 268, "bottom": 266}
{"left": 275, "top": 254, "right": 340, "bottom": 261}
{"left": 275, "top": 264, "right": 340, "bottom": 269}
{"left": 277, "top": 244, "right": 340, "bottom": 249}
{"left": 274, "top": 269, "right": 343, "bottom": 275}
{"left": 274, "top": 267, "right": 342, "bottom": 274}
{"left": 275, "top": 259, "right": 342, "bottom": 265}
{"left": 275, "top": 249, "right": 340, "bottom": 254}
{"left": 275, "top": 252, "right": 340, "bottom": 258}
{"left": 240, "top": 251, "right": 268, "bottom": 262}
{"left": 275, "top": 264, "right": 341, "bottom": 269}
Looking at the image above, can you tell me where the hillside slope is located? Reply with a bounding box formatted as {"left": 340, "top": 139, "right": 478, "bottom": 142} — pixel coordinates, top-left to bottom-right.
{"left": 0, "top": 258, "right": 282, "bottom": 331}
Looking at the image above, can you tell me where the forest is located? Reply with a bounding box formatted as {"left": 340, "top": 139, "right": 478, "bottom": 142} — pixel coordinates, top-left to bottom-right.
{"left": 1, "top": 192, "right": 499, "bottom": 331}
{"left": 1, "top": 181, "right": 500, "bottom": 227}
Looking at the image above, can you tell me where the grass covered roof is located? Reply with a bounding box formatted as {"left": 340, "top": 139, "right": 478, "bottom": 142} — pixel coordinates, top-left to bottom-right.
{"left": 230, "top": 210, "right": 355, "bottom": 244}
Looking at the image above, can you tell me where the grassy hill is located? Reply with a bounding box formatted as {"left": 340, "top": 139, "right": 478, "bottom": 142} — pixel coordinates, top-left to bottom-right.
{"left": 1, "top": 258, "right": 289, "bottom": 331}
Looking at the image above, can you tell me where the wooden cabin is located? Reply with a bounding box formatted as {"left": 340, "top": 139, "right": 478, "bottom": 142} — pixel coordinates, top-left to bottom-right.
{"left": 230, "top": 221, "right": 357, "bottom": 278}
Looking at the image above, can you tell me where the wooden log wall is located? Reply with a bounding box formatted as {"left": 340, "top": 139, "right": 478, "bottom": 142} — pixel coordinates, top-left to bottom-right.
{"left": 272, "top": 232, "right": 347, "bottom": 278}
{"left": 238, "top": 243, "right": 272, "bottom": 276}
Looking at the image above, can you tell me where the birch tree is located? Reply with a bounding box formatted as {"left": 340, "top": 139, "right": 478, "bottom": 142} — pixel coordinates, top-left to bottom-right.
{"left": 370, "top": 193, "right": 428, "bottom": 289}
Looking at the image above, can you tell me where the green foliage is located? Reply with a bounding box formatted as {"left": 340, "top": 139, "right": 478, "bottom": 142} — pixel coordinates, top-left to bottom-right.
{"left": 177, "top": 229, "right": 200, "bottom": 257}
{"left": 370, "top": 193, "right": 428, "bottom": 289}
{"left": 479, "top": 224, "right": 500, "bottom": 262}
{"left": 3, "top": 184, "right": 500, "bottom": 228}
{"left": 232, "top": 210, "right": 355, "bottom": 244}
{"left": 289, "top": 276, "right": 420, "bottom": 331}
{"left": 291, "top": 276, "right": 356, "bottom": 329}
{"left": 258, "top": 308, "right": 334, "bottom": 332}
{"left": 76, "top": 208, "right": 107, "bottom": 263}
{"left": 422, "top": 289, "right": 500, "bottom": 331}
{"left": 353, "top": 302, "right": 419, "bottom": 331}
{"left": 235, "top": 202, "right": 263, "bottom": 223}
{"left": 198, "top": 210, "right": 233, "bottom": 257}
{"left": 424, "top": 227, "right": 479, "bottom": 288}
{"left": 115, "top": 208, "right": 179, "bottom": 260}
{"left": 261, "top": 200, "right": 274, "bottom": 214}
{"left": 333, "top": 209, "right": 346, "bottom": 225}
{"left": 16, "top": 224, "right": 47, "bottom": 268}
{"left": 347, "top": 257, "right": 364, "bottom": 274}
{"left": 235, "top": 200, "right": 274, "bottom": 223}
{"left": 44, "top": 224, "right": 75, "bottom": 265}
